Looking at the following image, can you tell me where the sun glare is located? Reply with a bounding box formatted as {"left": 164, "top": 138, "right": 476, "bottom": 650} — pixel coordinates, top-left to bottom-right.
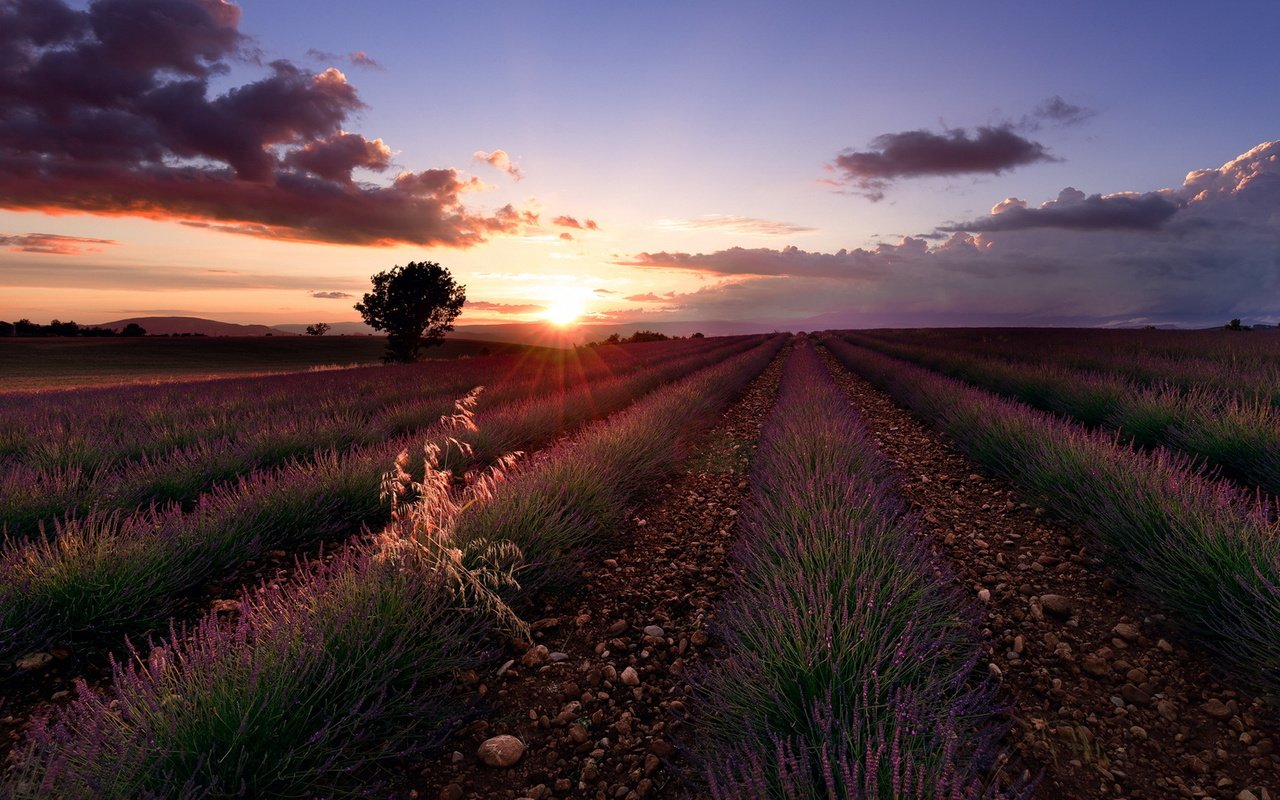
{"left": 544, "top": 299, "right": 583, "bottom": 327}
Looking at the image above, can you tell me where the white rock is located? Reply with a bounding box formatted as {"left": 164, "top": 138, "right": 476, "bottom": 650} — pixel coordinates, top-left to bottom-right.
{"left": 477, "top": 735, "right": 525, "bottom": 767}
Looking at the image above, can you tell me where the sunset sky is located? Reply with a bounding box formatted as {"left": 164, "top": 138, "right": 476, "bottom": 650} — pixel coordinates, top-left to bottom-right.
{"left": 2, "top": 0, "right": 1278, "bottom": 331}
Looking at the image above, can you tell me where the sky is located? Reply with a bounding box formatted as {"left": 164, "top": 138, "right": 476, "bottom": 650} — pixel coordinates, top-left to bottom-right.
{"left": 1, "top": 0, "right": 1278, "bottom": 332}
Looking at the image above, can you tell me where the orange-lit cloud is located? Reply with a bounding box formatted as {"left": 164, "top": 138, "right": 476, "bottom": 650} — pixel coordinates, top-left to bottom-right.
{"left": 473, "top": 149, "right": 523, "bottom": 180}
{"left": 310, "top": 290, "right": 354, "bottom": 299}
{"left": 465, "top": 300, "right": 544, "bottom": 314}
{"left": 656, "top": 215, "right": 816, "bottom": 235}
{"left": 0, "top": 233, "right": 118, "bottom": 255}
{"left": 0, "top": 0, "right": 540, "bottom": 247}
{"left": 552, "top": 215, "right": 599, "bottom": 230}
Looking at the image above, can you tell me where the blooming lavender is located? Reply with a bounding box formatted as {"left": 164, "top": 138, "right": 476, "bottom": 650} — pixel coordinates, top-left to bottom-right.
{"left": 0, "top": 336, "right": 769, "bottom": 662}
{"left": 0, "top": 335, "right": 752, "bottom": 538}
{"left": 840, "top": 331, "right": 1280, "bottom": 496}
{"left": 686, "top": 341, "right": 1018, "bottom": 799}
{"left": 823, "top": 335, "right": 1280, "bottom": 699}
{"left": 5, "top": 336, "right": 785, "bottom": 797}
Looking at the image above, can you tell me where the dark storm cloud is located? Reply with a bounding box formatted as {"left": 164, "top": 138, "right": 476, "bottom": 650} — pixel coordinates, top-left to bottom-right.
{"left": 0, "top": 0, "right": 538, "bottom": 246}
{"left": 942, "top": 189, "right": 1181, "bottom": 232}
{"left": 832, "top": 126, "right": 1054, "bottom": 199}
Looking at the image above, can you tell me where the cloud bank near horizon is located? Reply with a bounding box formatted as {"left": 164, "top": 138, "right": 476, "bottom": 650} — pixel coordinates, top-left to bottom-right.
{"left": 621, "top": 141, "right": 1280, "bottom": 326}
{"left": 0, "top": 0, "right": 548, "bottom": 246}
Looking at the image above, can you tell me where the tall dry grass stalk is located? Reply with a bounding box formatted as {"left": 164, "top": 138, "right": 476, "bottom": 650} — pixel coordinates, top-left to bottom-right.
{"left": 375, "top": 387, "right": 529, "bottom": 639}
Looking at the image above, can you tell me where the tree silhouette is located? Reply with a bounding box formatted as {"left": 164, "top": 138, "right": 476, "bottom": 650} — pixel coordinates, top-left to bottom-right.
{"left": 305, "top": 322, "right": 330, "bottom": 336}
{"left": 121, "top": 323, "right": 147, "bottom": 337}
{"left": 354, "top": 261, "right": 466, "bottom": 362}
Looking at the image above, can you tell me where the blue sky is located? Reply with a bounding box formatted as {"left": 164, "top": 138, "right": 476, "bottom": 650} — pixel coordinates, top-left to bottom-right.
{"left": 1, "top": 0, "right": 1277, "bottom": 329}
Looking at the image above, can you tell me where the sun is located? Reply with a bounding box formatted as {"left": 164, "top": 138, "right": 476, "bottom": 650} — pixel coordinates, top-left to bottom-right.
{"left": 543, "top": 299, "right": 583, "bottom": 327}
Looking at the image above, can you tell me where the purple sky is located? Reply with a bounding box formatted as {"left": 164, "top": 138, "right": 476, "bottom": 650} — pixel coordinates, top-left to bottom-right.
{"left": 1, "top": 0, "right": 1277, "bottom": 330}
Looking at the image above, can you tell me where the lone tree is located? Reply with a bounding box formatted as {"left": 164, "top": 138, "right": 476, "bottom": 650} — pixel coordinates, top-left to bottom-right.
{"left": 355, "top": 261, "right": 466, "bottom": 362}
{"left": 305, "top": 322, "right": 330, "bottom": 336}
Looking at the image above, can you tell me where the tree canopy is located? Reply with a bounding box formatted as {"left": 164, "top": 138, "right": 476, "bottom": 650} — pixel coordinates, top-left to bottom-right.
{"left": 354, "top": 261, "right": 466, "bottom": 362}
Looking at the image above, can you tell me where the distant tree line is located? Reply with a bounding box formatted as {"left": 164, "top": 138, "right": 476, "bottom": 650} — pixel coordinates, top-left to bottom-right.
{"left": 582, "top": 330, "right": 703, "bottom": 347}
{"left": 0, "top": 319, "right": 147, "bottom": 337}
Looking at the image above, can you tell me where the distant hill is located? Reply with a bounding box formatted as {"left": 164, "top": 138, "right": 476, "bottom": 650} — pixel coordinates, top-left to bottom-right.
{"left": 92, "top": 316, "right": 298, "bottom": 337}
{"left": 90, "top": 315, "right": 784, "bottom": 344}
{"left": 273, "top": 321, "right": 375, "bottom": 336}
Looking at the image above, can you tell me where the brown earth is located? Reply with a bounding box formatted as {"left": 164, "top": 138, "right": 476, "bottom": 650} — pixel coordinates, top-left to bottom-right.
{"left": 817, "top": 345, "right": 1279, "bottom": 800}
{"left": 403, "top": 350, "right": 786, "bottom": 800}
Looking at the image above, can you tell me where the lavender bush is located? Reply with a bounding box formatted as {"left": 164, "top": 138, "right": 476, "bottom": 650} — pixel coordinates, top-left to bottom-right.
{"left": 687, "top": 341, "right": 1017, "bottom": 799}
{"left": 0, "top": 336, "right": 753, "bottom": 537}
{"left": 5, "top": 337, "right": 785, "bottom": 797}
{"left": 0, "top": 336, "right": 768, "bottom": 661}
{"left": 842, "top": 331, "right": 1280, "bottom": 496}
{"left": 822, "top": 336, "right": 1280, "bottom": 699}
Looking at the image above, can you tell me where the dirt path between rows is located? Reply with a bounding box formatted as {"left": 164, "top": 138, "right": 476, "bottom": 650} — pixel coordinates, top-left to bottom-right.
{"left": 404, "top": 352, "right": 785, "bottom": 800}
{"left": 818, "top": 346, "right": 1278, "bottom": 800}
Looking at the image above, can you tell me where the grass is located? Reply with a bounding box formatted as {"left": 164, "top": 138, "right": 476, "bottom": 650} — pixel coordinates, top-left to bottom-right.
{"left": 0, "top": 336, "right": 530, "bottom": 392}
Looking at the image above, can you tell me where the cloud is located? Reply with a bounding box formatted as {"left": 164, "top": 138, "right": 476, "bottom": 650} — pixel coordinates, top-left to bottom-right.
{"left": 592, "top": 288, "right": 617, "bottom": 295}
{"left": 832, "top": 126, "right": 1054, "bottom": 199}
{"left": 0, "top": 260, "right": 367, "bottom": 292}
{"left": 616, "top": 142, "right": 1280, "bottom": 328}
{"left": 465, "top": 300, "right": 543, "bottom": 314}
{"left": 942, "top": 188, "right": 1180, "bottom": 232}
{"left": 310, "top": 290, "right": 353, "bottom": 299}
{"left": 0, "top": 0, "right": 539, "bottom": 246}
{"left": 619, "top": 240, "right": 929, "bottom": 280}
{"left": 656, "top": 214, "right": 817, "bottom": 235}
{"left": 552, "top": 215, "right": 599, "bottom": 230}
{"left": 473, "top": 149, "right": 523, "bottom": 180}
{"left": 284, "top": 132, "right": 392, "bottom": 182}
{"left": 306, "top": 48, "right": 384, "bottom": 70}
{"left": 624, "top": 292, "right": 675, "bottom": 303}
{"left": 0, "top": 233, "right": 118, "bottom": 255}
{"left": 1028, "top": 95, "right": 1095, "bottom": 128}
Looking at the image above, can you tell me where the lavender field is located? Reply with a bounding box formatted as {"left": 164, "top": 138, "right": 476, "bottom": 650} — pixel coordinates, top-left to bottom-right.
{"left": 2, "top": 331, "right": 1277, "bottom": 799}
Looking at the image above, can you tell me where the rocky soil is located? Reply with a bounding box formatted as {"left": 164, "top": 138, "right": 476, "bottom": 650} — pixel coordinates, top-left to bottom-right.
{"left": 404, "top": 353, "right": 785, "bottom": 800}
{"left": 818, "top": 346, "right": 1278, "bottom": 800}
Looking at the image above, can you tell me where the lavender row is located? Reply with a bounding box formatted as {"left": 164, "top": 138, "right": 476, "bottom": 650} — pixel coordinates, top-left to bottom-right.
{"left": 3, "top": 336, "right": 785, "bottom": 797}
{"left": 0, "top": 337, "right": 752, "bottom": 537}
{"left": 840, "top": 332, "right": 1280, "bottom": 497}
{"left": 0, "top": 336, "right": 770, "bottom": 663}
{"left": 822, "top": 336, "right": 1280, "bottom": 699}
{"left": 0, "top": 336, "right": 730, "bottom": 472}
{"left": 684, "top": 340, "right": 1013, "bottom": 799}
{"left": 857, "top": 328, "right": 1280, "bottom": 405}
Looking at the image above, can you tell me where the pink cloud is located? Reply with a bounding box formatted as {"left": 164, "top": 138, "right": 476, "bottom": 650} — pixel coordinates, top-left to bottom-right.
{"left": 0, "top": 233, "right": 118, "bottom": 255}
{"left": 472, "top": 149, "right": 523, "bottom": 180}
{"left": 0, "top": 0, "right": 541, "bottom": 246}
